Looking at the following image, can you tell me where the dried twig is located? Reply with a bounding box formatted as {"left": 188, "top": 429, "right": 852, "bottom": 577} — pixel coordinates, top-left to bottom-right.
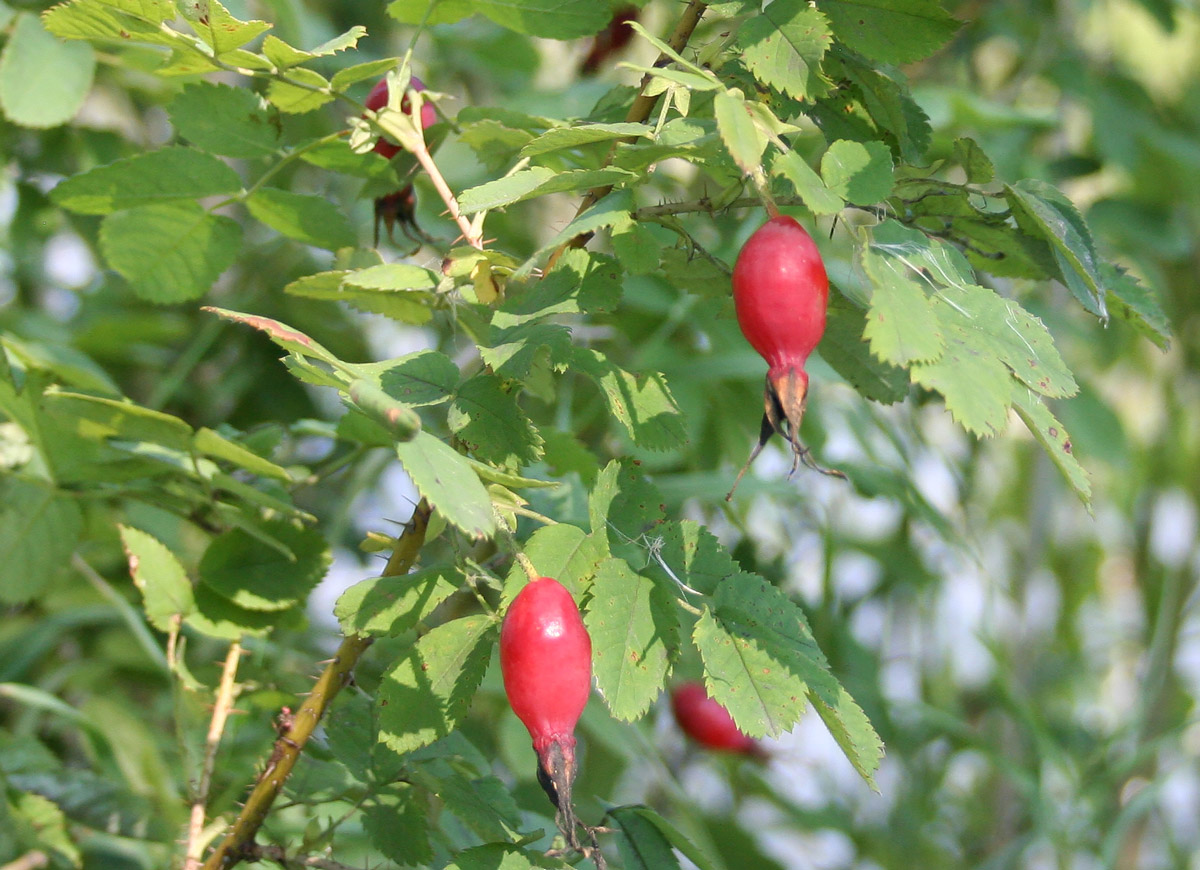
{"left": 185, "top": 642, "right": 244, "bottom": 870}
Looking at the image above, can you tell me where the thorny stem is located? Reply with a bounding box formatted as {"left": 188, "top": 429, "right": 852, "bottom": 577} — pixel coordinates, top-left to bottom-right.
{"left": 200, "top": 501, "right": 432, "bottom": 870}
{"left": 409, "top": 136, "right": 484, "bottom": 249}
{"left": 544, "top": 0, "right": 709, "bottom": 271}
{"left": 185, "top": 642, "right": 244, "bottom": 870}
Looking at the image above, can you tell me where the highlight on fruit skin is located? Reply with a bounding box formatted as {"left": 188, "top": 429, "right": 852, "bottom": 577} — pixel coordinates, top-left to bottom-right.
{"left": 669, "top": 681, "right": 765, "bottom": 758}
{"left": 499, "top": 576, "right": 593, "bottom": 847}
{"left": 727, "top": 214, "right": 846, "bottom": 500}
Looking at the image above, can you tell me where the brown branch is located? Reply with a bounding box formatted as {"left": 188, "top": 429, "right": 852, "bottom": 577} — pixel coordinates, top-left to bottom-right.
{"left": 543, "top": 0, "right": 709, "bottom": 271}
{"left": 200, "top": 500, "right": 432, "bottom": 870}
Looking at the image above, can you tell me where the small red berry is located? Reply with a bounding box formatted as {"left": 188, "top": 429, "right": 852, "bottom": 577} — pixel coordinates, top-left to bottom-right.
{"left": 670, "top": 682, "right": 763, "bottom": 757}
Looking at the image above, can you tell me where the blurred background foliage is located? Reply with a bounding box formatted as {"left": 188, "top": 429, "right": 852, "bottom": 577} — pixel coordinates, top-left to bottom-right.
{"left": 1, "top": 0, "right": 1198, "bottom": 868}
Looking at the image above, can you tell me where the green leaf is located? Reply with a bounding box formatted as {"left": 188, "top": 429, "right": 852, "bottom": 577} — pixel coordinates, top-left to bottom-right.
{"left": 0, "top": 13, "right": 95, "bottom": 129}
{"left": 285, "top": 267, "right": 437, "bottom": 324}
{"left": 193, "top": 427, "right": 292, "bottom": 481}
{"left": 409, "top": 759, "right": 524, "bottom": 842}
{"left": 246, "top": 187, "right": 356, "bottom": 250}
{"left": 611, "top": 806, "right": 720, "bottom": 870}
{"left": 184, "top": 0, "right": 271, "bottom": 55}
{"left": 1102, "top": 264, "right": 1171, "bottom": 350}
{"left": 609, "top": 805, "right": 682, "bottom": 870}
{"left": 588, "top": 459, "right": 667, "bottom": 554}
{"left": 713, "top": 89, "right": 766, "bottom": 176}
{"left": 43, "top": 0, "right": 183, "bottom": 48}
{"left": 331, "top": 57, "right": 401, "bottom": 91}
{"left": 658, "top": 247, "right": 733, "bottom": 298}
{"left": 471, "top": 0, "right": 611, "bottom": 39}
{"left": 261, "top": 26, "right": 365, "bottom": 68}
{"left": 610, "top": 220, "right": 662, "bottom": 275}
{"left": 772, "top": 150, "right": 844, "bottom": 216}
{"left": 459, "top": 167, "right": 638, "bottom": 214}
{"left": 953, "top": 137, "right": 994, "bottom": 184}
{"left": 99, "top": 202, "right": 242, "bottom": 303}
{"left": 394, "top": 431, "right": 497, "bottom": 538}
{"left": 571, "top": 348, "right": 687, "bottom": 451}
{"left": 585, "top": 557, "right": 678, "bottom": 721}
{"left": 364, "top": 789, "right": 433, "bottom": 865}
{"left": 118, "top": 526, "right": 195, "bottom": 632}
{"left": 443, "top": 843, "right": 558, "bottom": 870}
{"left": 1011, "top": 388, "right": 1092, "bottom": 508}
{"left": 833, "top": 47, "right": 930, "bottom": 161}
{"left": 737, "top": 0, "right": 831, "bottom": 102}
{"left": 9, "top": 793, "right": 80, "bottom": 867}
{"left": 516, "top": 190, "right": 633, "bottom": 277}
{"left": 1005, "top": 179, "right": 1107, "bottom": 318}
{"left": 346, "top": 263, "right": 441, "bottom": 292}
{"left": 448, "top": 373, "right": 543, "bottom": 468}
{"left": 169, "top": 82, "right": 281, "bottom": 158}
{"left": 335, "top": 566, "right": 465, "bottom": 637}
{"left": 936, "top": 282, "right": 1077, "bottom": 398}
{"left": 387, "top": 0, "right": 475, "bottom": 27}
{"left": 377, "top": 615, "right": 496, "bottom": 755}
{"left": 361, "top": 350, "right": 459, "bottom": 407}
{"left": 809, "top": 685, "right": 883, "bottom": 790}
{"left": 502, "top": 523, "right": 604, "bottom": 603}
{"left": 199, "top": 520, "right": 330, "bottom": 612}
{"left": 481, "top": 321, "right": 573, "bottom": 381}
{"left": 204, "top": 307, "right": 344, "bottom": 368}
{"left": 869, "top": 219, "right": 976, "bottom": 289}
{"left": 2, "top": 335, "right": 118, "bottom": 396}
{"left": 643, "top": 520, "right": 739, "bottom": 597}
{"left": 0, "top": 478, "right": 83, "bottom": 604}
{"left": 459, "top": 167, "right": 556, "bottom": 214}
{"left": 266, "top": 67, "right": 333, "bottom": 114}
{"left": 458, "top": 115, "right": 539, "bottom": 173}
{"left": 694, "top": 573, "right": 841, "bottom": 737}
{"left": 909, "top": 322, "right": 1013, "bottom": 437}
{"left": 499, "top": 248, "right": 622, "bottom": 325}
{"left": 187, "top": 581, "right": 292, "bottom": 639}
{"left": 821, "top": 139, "right": 894, "bottom": 204}
{"left": 51, "top": 146, "right": 242, "bottom": 215}
{"left": 820, "top": 0, "right": 960, "bottom": 65}
{"left": 41, "top": 388, "right": 194, "bottom": 449}
{"left": 860, "top": 249, "right": 944, "bottom": 365}
{"left": 519, "top": 122, "right": 653, "bottom": 157}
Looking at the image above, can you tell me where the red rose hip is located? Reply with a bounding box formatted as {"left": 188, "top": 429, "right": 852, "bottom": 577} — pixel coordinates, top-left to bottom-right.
{"left": 670, "top": 682, "right": 763, "bottom": 757}
{"left": 727, "top": 215, "right": 844, "bottom": 497}
{"left": 500, "top": 576, "right": 592, "bottom": 844}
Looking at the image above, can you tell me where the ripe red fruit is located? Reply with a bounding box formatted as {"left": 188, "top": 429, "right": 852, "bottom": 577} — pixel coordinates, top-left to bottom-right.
{"left": 670, "top": 682, "right": 763, "bottom": 757}
{"left": 500, "top": 577, "right": 592, "bottom": 843}
{"left": 364, "top": 74, "right": 436, "bottom": 160}
{"left": 727, "top": 215, "right": 843, "bottom": 497}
